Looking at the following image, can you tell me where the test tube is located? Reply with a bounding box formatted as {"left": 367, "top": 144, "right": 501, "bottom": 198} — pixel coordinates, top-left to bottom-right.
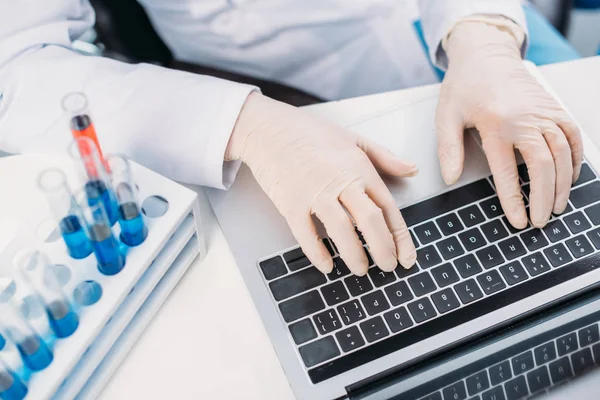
{"left": 0, "top": 302, "right": 53, "bottom": 371}
{"left": 78, "top": 199, "right": 126, "bottom": 276}
{"left": 106, "top": 155, "right": 148, "bottom": 246}
{"left": 38, "top": 168, "right": 93, "bottom": 259}
{"left": 62, "top": 92, "right": 106, "bottom": 164}
{"left": 16, "top": 250, "right": 79, "bottom": 338}
{"left": 69, "top": 136, "right": 119, "bottom": 226}
{"left": 0, "top": 358, "right": 27, "bottom": 400}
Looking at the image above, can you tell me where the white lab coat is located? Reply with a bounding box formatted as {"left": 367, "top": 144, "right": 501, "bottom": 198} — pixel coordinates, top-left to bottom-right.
{"left": 0, "top": 0, "right": 527, "bottom": 190}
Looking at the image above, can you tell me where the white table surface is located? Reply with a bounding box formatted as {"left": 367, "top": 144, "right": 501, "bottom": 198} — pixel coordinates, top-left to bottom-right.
{"left": 28, "top": 56, "right": 599, "bottom": 400}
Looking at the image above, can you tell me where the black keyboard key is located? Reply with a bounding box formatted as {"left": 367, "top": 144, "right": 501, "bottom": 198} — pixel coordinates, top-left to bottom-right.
{"left": 360, "top": 316, "right": 389, "bottom": 342}
{"left": 437, "top": 213, "right": 465, "bottom": 236}
{"left": 289, "top": 319, "right": 317, "bottom": 345}
{"left": 454, "top": 254, "right": 484, "bottom": 278}
{"left": 421, "top": 393, "right": 442, "bottom": 400}
{"left": 544, "top": 243, "right": 573, "bottom": 267}
{"left": 489, "top": 361, "right": 512, "bottom": 386}
{"left": 323, "top": 238, "right": 336, "bottom": 256}
{"left": 299, "top": 336, "right": 340, "bottom": 368}
{"left": 499, "top": 261, "right": 528, "bottom": 286}
{"left": 459, "top": 205, "right": 486, "bottom": 228}
{"left": 344, "top": 275, "right": 373, "bottom": 297}
{"left": 521, "top": 252, "right": 551, "bottom": 276}
{"left": 498, "top": 237, "right": 527, "bottom": 260}
{"left": 408, "top": 272, "right": 437, "bottom": 296}
{"left": 566, "top": 235, "right": 594, "bottom": 259}
{"left": 556, "top": 332, "right": 578, "bottom": 357}
{"left": 527, "top": 366, "right": 551, "bottom": 394}
{"left": 313, "top": 309, "right": 342, "bottom": 334}
{"left": 522, "top": 183, "right": 531, "bottom": 199}
{"left": 396, "top": 264, "right": 419, "bottom": 279}
{"left": 512, "top": 351, "right": 535, "bottom": 374}
{"left": 361, "top": 290, "right": 390, "bottom": 315}
{"left": 321, "top": 281, "right": 350, "bottom": 306}
{"left": 570, "top": 181, "right": 600, "bottom": 208}
{"left": 519, "top": 229, "right": 548, "bottom": 252}
{"left": 417, "top": 246, "right": 443, "bottom": 269}
{"left": 279, "top": 290, "right": 325, "bottom": 323}
{"left": 410, "top": 230, "right": 420, "bottom": 248}
{"left": 455, "top": 279, "right": 484, "bottom": 304}
{"left": 593, "top": 343, "right": 600, "bottom": 365}
{"left": 260, "top": 256, "right": 287, "bottom": 280}
{"left": 364, "top": 247, "right": 374, "bottom": 266}
{"left": 270, "top": 267, "right": 327, "bottom": 301}
{"left": 587, "top": 227, "right": 600, "bottom": 249}
{"left": 337, "top": 300, "right": 366, "bottom": 325}
{"left": 414, "top": 221, "right": 442, "bottom": 245}
{"left": 476, "top": 245, "right": 505, "bottom": 269}
{"left": 549, "top": 357, "right": 573, "bottom": 383}
{"left": 328, "top": 258, "right": 351, "bottom": 281}
{"left": 443, "top": 381, "right": 468, "bottom": 400}
{"left": 431, "top": 288, "right": 460, "bottom": 313}
{"left": 504, "top": 376, "right": 528, "bottom": 400}
{"left": 400, "top": 179, "right": 494, "bottom": 227}
{"left": 579, "top": 324, "right": 600, "bottom": 347}
{"left": 543, "top": 220, "right": 570, "bottom": 243}
{"left": 284, "top": 247, "right": 311, "bottom": 271}
{"left": 534, "top": 342, "right": 557, "bottom": 365}
{"left": 571, "top": 348, "right": 595, "bottom": 375}
{"left": 466, "top": 371, "right": 490, "bottom": 396}
{"left": 383, "top": 307, "right": 414, "bottom": 333}
{"left": 431, "top": 263, "right": 460, "bottom": 287}
{"left": 518, "top": 163, "right": 530, "bottom": 183}
{"left": 336, "top": 326, "right": 365, "bottom": 353}
{"left": 564, "top": 211, "right": 592, "bottom": 234}
{"left": 477, "top": 270, "right": 507, "bottom": 295}
{"left": 585, "top": 203, "right": 600, "bottom": 226}
{"left": 573, "top": 163, "right": 595, "bottom": 187}
{"left": 459, "top": 228, "right": 487, "bottom": 252}
{"left": 407, "top": 297, "right": 437, "bottom": 323}
{"left": 368, "top": 267, "right": 396, "bottom": 288}
{"left": 384, "top": 281, "right": 414, "bottom": 306}
{"left": 436, "top": 237, "right": 465, "bottom": 260}
{"left": 481, "top": 197, "right": 504, "bottom": 219}
{"left": 481, "top": 386, "right": 505, "bottom": 400}
{"left": 480, "top": 220, "right": 509, "bottom": 243}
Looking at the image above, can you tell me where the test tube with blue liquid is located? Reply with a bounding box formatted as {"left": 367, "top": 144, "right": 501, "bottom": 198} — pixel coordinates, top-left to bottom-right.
{"left": 38, "top": 168, "right": 92, "bottom": 259}
{"left": 0, "top": 357, "right": 27, "bottom": 400}
{"left": 106, "top": 155, "right": 148, "bottom": 246}
{"left": 16, "top": 250, "right": 79, "bottom": 339}
{"left": 0, "top": 302, "right": 53, "bottom": 372}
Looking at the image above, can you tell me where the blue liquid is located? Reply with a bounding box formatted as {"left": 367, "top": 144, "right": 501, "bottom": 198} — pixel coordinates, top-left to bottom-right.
{"left": 90, "top": 224, "right": 125, "bottom": 275}
{"left": 60, "top": 216, "right": 92, "bottom": 259}
{"left": 0, "top": 371, "right": 28, "bottom": 400}
{"left": 119, "top": 203, "right": 147, "bottom": 246}
{"left": 46, "top": 301, "right": 78, "bottom": 338}
{"left": 85, "top": 180, "right": 119, "bottom": 226}
{"left": 0, "top": 334, "right": 5, "bottom": 351}
{"left": 17, "top": 336, "right": 53, "bottom": 371}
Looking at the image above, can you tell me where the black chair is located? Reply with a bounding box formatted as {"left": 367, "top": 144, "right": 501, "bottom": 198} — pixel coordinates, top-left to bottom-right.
{"left": 89, "top": 0, "right": 324, "bottom": 106}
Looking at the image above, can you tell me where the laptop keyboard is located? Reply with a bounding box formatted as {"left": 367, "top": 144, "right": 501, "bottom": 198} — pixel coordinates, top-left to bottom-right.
{"left": 258, "top": 162, "right": 600, "bottom": 383}
{"left": 406, "top": 310, "right": 600, "bottom": 400}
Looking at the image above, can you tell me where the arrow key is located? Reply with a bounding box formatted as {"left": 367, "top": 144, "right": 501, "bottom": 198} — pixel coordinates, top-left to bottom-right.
{"left": 335, "top": 326, "right": 366, "bottom": 353}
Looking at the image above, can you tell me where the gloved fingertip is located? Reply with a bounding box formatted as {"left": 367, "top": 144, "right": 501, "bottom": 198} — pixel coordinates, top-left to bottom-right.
{"left": 531, "top": 215, "right": 550, "bottom": 229}
{"left": 379, "top": 256, "right": 399, "bottom": 272}
{"left": 399, "top": 247, "right": 417, "bottom": 270}
{"left": 441, "top": 166, "right": 461, "bottom": 186}
{"left": 316, "top": 257, "right": 334, "bottom": 274}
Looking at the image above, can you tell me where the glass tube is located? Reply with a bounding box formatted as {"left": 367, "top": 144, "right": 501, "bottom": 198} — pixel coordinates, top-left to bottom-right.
{"left": 106, "top": 154, "right": 148, "bottom": 246}
{"left": 16, "top": 250, "right": 79, "bottom": 338}
{"left": 61, "top": 92, "right": 106, "bottom": 163}
{"left": 78, "top": 200, "right": 126, "bottom": 276}
{"left": 69, "top": 136, "right": 119, "bottom": 226}
{"left": 0, "top": 357, "right": 27, "bottom": 400}
{"left": 38, "top": 168, "right": 92, "bottom": 259}
{"left": 0, "top": 302, "right": 53, "bottom": 371}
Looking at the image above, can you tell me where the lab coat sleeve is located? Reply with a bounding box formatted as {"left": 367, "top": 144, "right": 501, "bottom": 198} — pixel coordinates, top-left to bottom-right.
{"left": 0, "top": 1, "right": 257, "bottom": 189}
{"left": 418, "top": 0, "right": 528, "bottom": 70}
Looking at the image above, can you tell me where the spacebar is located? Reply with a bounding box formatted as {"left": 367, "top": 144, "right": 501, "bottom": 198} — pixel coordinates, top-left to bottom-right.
{"left": 401, "top": 179, "right": 494, "bottom": 227}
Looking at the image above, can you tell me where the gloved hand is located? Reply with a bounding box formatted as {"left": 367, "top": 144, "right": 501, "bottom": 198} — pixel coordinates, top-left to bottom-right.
{"left": 226, "top": 92, "right": 418, "bottom": 276}
{"left": 437, "top": 19, "right": 583, "bottom": 229}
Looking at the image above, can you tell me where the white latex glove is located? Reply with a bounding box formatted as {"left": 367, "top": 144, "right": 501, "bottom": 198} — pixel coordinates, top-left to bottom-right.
{"left": 226, "top": 93, "right": 418, "bottom": 276}
{"left": 437, "top": 20, "right": 583, "bottom": 229}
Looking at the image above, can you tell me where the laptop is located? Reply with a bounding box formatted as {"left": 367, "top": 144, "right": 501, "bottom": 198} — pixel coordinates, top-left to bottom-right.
{"left": 206, "top": 65, "right": 600, "bottom": 400}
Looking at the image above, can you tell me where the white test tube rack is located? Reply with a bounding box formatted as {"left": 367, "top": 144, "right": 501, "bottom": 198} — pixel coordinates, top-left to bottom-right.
{"left": 0, "top": 156, "right": 205, "bottom": 400}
